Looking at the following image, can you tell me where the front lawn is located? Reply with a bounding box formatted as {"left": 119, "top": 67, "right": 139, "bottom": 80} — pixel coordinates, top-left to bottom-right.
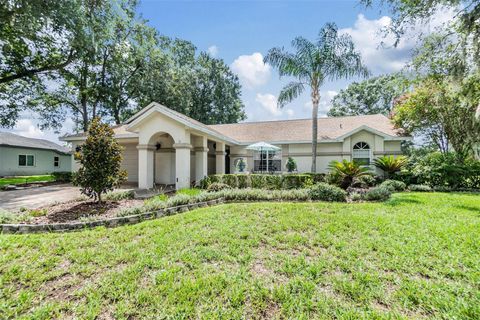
{"left": 1, "top": 192, "right": 479, "bottom": 319}
{"left": 0, "top": 175, "right": 55, "bottom": 187}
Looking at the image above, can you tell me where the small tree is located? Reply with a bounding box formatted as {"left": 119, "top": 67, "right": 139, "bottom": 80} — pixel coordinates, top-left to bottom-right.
{"left": 73, "top": 117, "right": 127, "bottom": 203}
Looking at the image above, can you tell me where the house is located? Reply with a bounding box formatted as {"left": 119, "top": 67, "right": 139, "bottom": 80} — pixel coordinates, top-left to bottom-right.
{"left": 0, "top": 132, "right": 71, "bottom": 177}
{"left": 62, "top": 102, "right": 410, "bottom": 189}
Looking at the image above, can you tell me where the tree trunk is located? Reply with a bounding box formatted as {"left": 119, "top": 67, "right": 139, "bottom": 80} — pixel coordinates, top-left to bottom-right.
{"left": 311, "top": 90, "right": 320, "bottom": 173}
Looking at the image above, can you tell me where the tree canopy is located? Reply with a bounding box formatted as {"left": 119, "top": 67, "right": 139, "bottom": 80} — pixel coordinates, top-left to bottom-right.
{"left": 0, "top": 0, "right": 245, "bottom": 132}
{"left": 328, "top": 74, "right": 408, "bottom": 117}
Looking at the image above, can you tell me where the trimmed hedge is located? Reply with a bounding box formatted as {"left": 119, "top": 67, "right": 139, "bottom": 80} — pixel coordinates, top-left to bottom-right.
{"left": 51, "top": 171, "right": 72, "bottom": 182}
{"left": 207, "top": 183, "right": 232, "bottom": 192}
{"left": 200, "top": 174, "right": 314, "bottom": 190}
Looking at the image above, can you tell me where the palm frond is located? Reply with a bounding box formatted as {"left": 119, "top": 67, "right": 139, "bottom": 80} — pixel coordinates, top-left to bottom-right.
{"left": 277, "top": 82, "right": 305, "bottom": 108}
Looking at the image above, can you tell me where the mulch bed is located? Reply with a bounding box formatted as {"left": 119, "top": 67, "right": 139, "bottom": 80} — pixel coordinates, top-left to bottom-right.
{"left": 24, "top": 199, "right": 144, "bottom": 224}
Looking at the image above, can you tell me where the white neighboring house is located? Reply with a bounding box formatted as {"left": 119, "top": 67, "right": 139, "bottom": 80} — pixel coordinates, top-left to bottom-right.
{"left": 62, "top": 102, "right": 411, "bottom": 189}
{"left": 0, "top": 132, "right": 71, "bottom": 176}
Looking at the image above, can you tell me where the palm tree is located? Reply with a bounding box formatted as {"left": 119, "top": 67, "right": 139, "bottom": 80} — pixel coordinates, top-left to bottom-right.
{"left": 373, "top": 155, "right": 408, "bottom": 179}
{"left": 264, "top": 23, "right": 369, "bottom": 172}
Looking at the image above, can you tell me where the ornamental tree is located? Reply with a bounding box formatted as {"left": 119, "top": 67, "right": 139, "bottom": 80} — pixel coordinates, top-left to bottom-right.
{"left": 73, "top": 117, "right": 127, "bottom": 203}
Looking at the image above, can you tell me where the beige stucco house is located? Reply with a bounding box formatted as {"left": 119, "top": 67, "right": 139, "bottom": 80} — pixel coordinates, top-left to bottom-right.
{"left": 62, "top": 102, "right": 410, "bottom": 189}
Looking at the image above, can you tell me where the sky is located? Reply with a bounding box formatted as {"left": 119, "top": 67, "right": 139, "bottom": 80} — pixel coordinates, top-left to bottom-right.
{"left": 4, "top": 0, "right": 452, "bottom": 144}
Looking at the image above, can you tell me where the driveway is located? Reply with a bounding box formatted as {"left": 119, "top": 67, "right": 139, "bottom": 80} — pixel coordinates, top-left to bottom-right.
{"left": 0, "top": 184, "right": 82, "bottom": 211}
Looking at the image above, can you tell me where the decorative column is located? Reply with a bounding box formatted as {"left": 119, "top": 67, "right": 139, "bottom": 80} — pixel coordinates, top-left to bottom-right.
{"left": 215, "top": 142, "right": 226, "bottom": 174}
{"left": 194, "top": 136, "right": 208, "bottom": 184}
{"left": 137, "top": 144, "right": 155, "bottom": 189}
{"left": 174, "top": 143, "right": 192, "bottom": 189}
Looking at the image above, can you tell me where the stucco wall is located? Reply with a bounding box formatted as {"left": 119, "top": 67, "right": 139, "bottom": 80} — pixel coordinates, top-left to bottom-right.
{"left": 224, "top": 130, "right": 403, "bottom": 174}
{"left": 0, "top": 146, "right": 71, "bottom": 176}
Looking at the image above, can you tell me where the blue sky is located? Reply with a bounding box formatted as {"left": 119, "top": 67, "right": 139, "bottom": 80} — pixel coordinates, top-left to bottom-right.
{"left": 6, "top": 0, "right": 452, "bottom": 142}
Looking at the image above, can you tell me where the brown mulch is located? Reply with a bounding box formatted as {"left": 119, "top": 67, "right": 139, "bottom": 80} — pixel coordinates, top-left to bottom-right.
{"left": 25, "top": 199, "right": 144, "bottom": 224}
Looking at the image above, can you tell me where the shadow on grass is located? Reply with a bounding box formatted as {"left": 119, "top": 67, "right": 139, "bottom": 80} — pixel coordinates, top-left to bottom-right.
{"left": 385, "top": 196, "right": 422, "bottom": 207}
{"left": 455, "top": 205, "right": 480, "bottom": 214}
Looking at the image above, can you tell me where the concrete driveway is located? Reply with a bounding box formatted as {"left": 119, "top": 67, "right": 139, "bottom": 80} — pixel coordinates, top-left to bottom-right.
{"left": 0, "top": 184, "right": 82, "bottom": 211}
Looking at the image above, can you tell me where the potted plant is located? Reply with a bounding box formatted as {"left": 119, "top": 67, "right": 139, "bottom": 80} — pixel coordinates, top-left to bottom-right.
{"left": 236, "top": 158, "right": 246, "bottom": 173}
{"left": 286, "top": 157, "right": 297, "bottom": 173}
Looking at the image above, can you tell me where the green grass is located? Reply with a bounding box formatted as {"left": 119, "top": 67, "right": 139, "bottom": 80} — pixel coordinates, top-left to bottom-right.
{"left": 176, "top": 187, "right": 203, "bottom": 197}
{"left": 1, "top": 192, "right": 479, "bottom": 319}
{"left": 0, "top": 175, "right": 55, "bottom": 187}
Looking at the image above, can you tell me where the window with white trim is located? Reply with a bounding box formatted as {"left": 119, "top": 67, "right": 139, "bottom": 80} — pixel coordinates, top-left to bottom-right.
{"left": 19, "top": 154, "right": 35, "bottom": 167}
{"left": 54, "top": 156, "right": 60, "bottom": 167}
{"left": 352, "top": 142, "right": 371, "bottom": 165}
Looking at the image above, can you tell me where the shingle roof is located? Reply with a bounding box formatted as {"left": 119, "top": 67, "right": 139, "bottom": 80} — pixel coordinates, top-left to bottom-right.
{"left": 61, "top": 124, "right": 135, "bottom": 139}
{"left": 208, "top": 114, "right": 405, "bottom": 143}
{"left": 61, "top": 104, "right": 407, "bottom": 144}
{"left": 0, "top": 132, "right": 70, "bottom": 154}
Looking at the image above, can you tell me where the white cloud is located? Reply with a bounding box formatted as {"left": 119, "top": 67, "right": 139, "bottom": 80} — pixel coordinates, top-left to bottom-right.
{"left": 12, "top": 119, "right": 46, "bottom": 139}
{"left": 207, "top": 45, "right": 219, "bottom": 57}
{"left": 5, "top": 115, "right": 76, "bottom": 144}
{"left": 231, "top": 52, "right": 271, "bottom": 88}
{"left": 255, "top": 93, "right": 282, "bottom": 116}
{"left": 340, "top": 10, "right": 455, "bottom": 74}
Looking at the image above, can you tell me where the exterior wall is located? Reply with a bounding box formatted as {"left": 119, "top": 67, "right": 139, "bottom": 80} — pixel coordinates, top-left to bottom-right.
{"left": 224, "top": 130, "right": 404, "bottom": 174}
{"left": 0, "top": 146, "right": 71, "bottom": 176}
{"left": 121, "top": 143, "right": 139, "bottom": 182}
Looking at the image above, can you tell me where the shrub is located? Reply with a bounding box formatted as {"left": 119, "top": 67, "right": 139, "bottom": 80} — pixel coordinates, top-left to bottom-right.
{"left": 104, "top": 190, "right": 135, "bottom": 201}
{"left": 402, "top": 151, "right": 480, "bottom": 189}
{"left": 165, "top": 194, "right": 192, "bottom": 207}
{"left": 351, "top": 175, "right": 376, "bottom": 188}
{"left": 251, "top": 174, "right": 267, "bottom": 189}
{"left": 380, "top": 179, "right": 407, "bottom": 192}
{"left": 237, "top": 174, "right": 249, "bottom": 188}
{"left": 28, "top": 209, "right": 48, "bottom": 217}
{"left": 117, "top": 206, "right": 143, "bottom": 217}
{"left": 328, "top": 160, "right": 370, "bottom": 189}
{"left": 73, "top": 118, "right": 127, "bottom": 202}
{"left": 285, "top": 157, "right": 297, "bottom": 172}
{"left": 51, "top": 171, "right": 72, "bottom": 182}
{"left": 222, "top": 174, "right": 238, "bottom": 188}
{"left": 364, "top": 186, "right": 392, "bottom": 201}
{"left": 308, "top": 183, "right": 347, "bottom": 202}
{"left": 350, "top": 192, "right": 363, "bottom": 201}
{"left": 207, "top": 182, "right": 232, "bottom": 192}
{"left": 264, "top": 175, "right": 283, "bottom": 190}
{"left": 409, "top": 184, "right": 432, "bottom": 192}
{"left": 199, "top": 176, "right": 211, "bottom": 189}
{"left": 373, "top": 155, "right": 408, "bottom": 179}
{"left": 306, "top": 173, "right": 326, "bottom": 183}
{"left": 215, "top": 188, "right": 310, "bottom": 202}
{"left": 282, "top": 174, "right": 313, "bottom": 189}
{"left": 209, "top": 175, "right": 223, "bottom": 184}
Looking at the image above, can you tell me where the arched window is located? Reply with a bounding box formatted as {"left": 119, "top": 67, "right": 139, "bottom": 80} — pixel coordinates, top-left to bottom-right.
{"left": 353, "top": 142, "right": 371, "bottom": 165}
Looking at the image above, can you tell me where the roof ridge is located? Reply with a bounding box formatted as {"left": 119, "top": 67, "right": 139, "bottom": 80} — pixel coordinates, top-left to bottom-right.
{"left": 208, "top": 114, "right": 386, "bottom": 126}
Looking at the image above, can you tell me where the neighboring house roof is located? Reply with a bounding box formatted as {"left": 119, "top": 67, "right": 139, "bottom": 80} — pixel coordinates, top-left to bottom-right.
{"left": 209, "top": 114, "right": 407, "bottom": 143}
{"left": 0, "top": 132, "right": 70, "bottom": 154}
{"left": 61, "top": 103, "right": 409, "bottom": 144}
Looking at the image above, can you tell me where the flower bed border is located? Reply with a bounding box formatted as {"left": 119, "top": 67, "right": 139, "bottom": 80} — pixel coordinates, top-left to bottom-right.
{"left": 1, "top": 198, "right": 225, "bottom": 235}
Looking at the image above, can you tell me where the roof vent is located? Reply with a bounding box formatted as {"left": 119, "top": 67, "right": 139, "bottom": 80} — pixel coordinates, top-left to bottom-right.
{"left": 340, "top": 124, "right": 343, "bottom": 129}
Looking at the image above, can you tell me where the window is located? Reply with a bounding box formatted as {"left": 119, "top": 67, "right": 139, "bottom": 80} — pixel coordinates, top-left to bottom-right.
{"left": 54, "top": 156, "right": 59, "bottom": 167}
{"left": 352, "top": 142, "right": 371, "bottom": 165}
{"left": 18, "top": 155, "right": 35, "bottom": 167}
{"left": 253, "top": 151, "right": 282, "bottom": 172}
